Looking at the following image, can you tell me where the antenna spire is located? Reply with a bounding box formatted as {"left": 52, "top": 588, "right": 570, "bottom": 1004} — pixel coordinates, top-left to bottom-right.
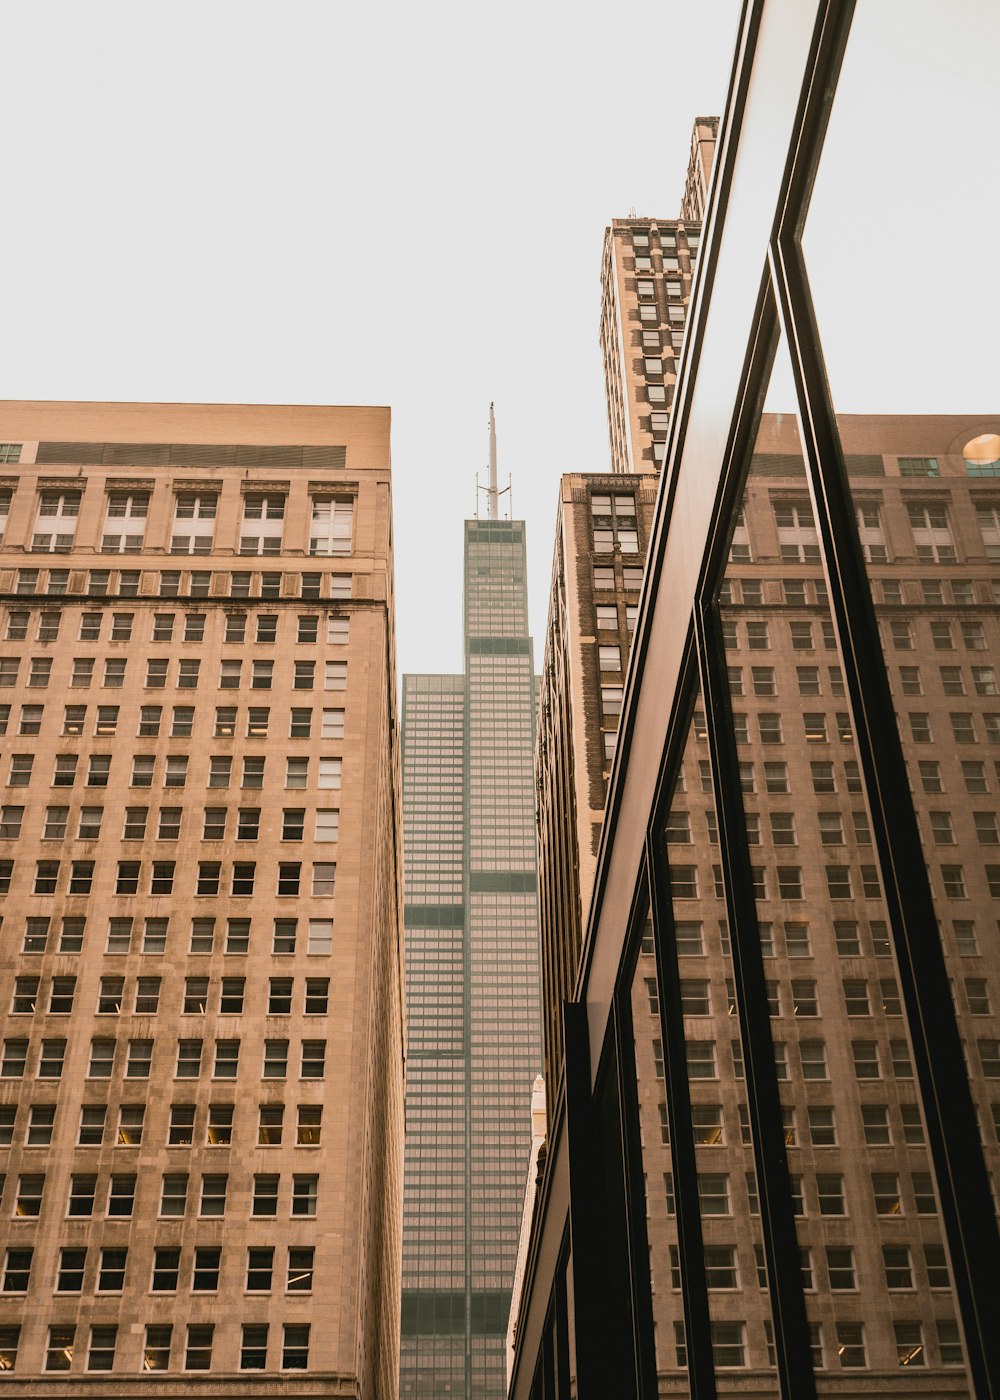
{"left": 488, "top": 402, "right": 499, "bottom": 520}
{"left": 478, "top": 403, "right": 511, "bottom": 521}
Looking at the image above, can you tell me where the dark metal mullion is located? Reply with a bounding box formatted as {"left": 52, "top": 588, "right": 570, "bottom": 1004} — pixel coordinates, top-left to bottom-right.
{"left": 554, "top": 1240, "right": 571, "bottom": 1400}
{"left": 612, "top": 966, "right": 659, "bottom": 1397}
{"left": 695, "top": 605, "right": 817, "bottom": 1400}
{"left": 646, "top": 830, "right": 716, "bottom": 1400}
{"left": 562, "top": 1000, "right": 613, "bottom": 1400}
{"left": 771, "top": 236, "right": 1000, "bottom": 1397}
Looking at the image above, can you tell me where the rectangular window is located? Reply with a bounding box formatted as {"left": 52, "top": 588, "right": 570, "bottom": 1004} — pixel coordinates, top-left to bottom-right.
{"left": 185, "top": 1323, "right": 214, "bottom": 1371}
{"left": 817, "top": 1173, "right": 845, "bottom": 1215}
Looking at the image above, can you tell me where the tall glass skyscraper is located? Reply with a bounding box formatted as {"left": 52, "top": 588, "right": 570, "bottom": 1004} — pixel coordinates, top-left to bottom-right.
{"left": 400, "top": 515, "right": 542, "bottom": 1399}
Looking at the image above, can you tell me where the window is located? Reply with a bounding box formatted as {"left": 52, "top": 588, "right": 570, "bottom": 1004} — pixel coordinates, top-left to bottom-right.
{"left": 143, "top": 1325, "right": 172, "bottom": 1372}
{"left": 904, "top": 713, "right": 934, "bottom": 751}
{"left": 310, "top": 495, "right": 353, "bottom": 555}
{"left": 185, "top": 1324, "right": 214, "bottom": 1372}
{"left": 289, "top": 707, "right": 313, "bottom": 739}
{"left": 197, "top": 862, "right": 221, "bottom": 897}
{"left": 126, "top": 1039, "right": 153, "bottom": 1078}
{"left": 686, "top": 1041, "right": 717, "bottom": 1080}
{"left": 35, "top": 1035, "right": 66, "bottom": 1078}
{"left": 171, "top": 493, "right": 217, "bottom": 553}
{"left": 292, "top": 1174, "right": 318, "bottom": 1216}
{"left": 882, "top": 1243, "right": 913, "bottom": 1290}
{"left": 301, "top": 1041, "right": 326, "bottom": 1079}
{"left": 894, "top": 1321, "right": 925, "bottom": 1368}
{"left": 777, "top": 865, "right": 803, "bottom": 899}
{"left": 218, "top": 917, "right": 247, "bottom": 955}
{"left": 96, "top": 1247, "right": 127, "bottom": 1294}
{"left": 107, "top": 1173, "right": 135, "bottom": 1217}
{"left": 697, "top": 1174, "right": 730, "bottom": 1215}
{"left": 286, "top": 1245, "right": 315, "bottom": 1294}
{"left": 247, "top": 1246, "right": 274, "bottom": 1291}
{"left": 191, "top": 1245, "right": 220, "bottom": 1292}
{"left": 258, "top": 1104, "right": 284, "bottom": 1146}
{"left": 942, "top": 863, "right": 968, "bottom": 898}
{"left": 241, "top": 1324, "right": 269, "bottom": 1371}
{"left": 836, "top": 1323, "right": 867, "bottom": 1368}
{"left": 249, "top": 1175, "right": 280, "bottom": 1218}
{"left": 774, "top": 499, "right": 819, "bottom": 562}
{"left": 210, "top": 1032, "right": 240, "bottom": 1081}
{"left": 759, "top": 711, "right": 782, "bottom": 744}
{"left": 871, "top": 1170, "right": 902, "bottom": 1215}
{"left": 2, "top": 1249, "right": 32, "bottom": 1293}
{"left": 26, "top": 1103, "right": 55, "bottom": 1145}
{"left": 68, "top": 1172, "right": 97, "bottom": 1217}
{"left": 175, "top": 1038, "right": 202, "bottom": 1079}
{"left": 164, "top": 1100, "right": 196, "bottom": 1148}
{"left": 940, "top": 664, "right": 965, "bottom": 696}
{"left": 306, "top": 920, "right": 332, "bottom": 960}
{"left": 263, "top": 1039, "right": 289, "bottom": 1079}
{"left": 302, "top": 980, "right": 329, "bottom": 1013}
{"left": 241, "top": 494, "right": 285, "bottom": 553}
{"left": 117, "top": 1103, "right": 144, "bottom": 1144}
{"left": 297, "top": 1104, "right": 322, "bottom": 1145}
{"left": 45, "top": 1325, "right": 76, "bottom": 1372}
{"left": 274, "top": 862, "right": 300, "bottom": 897}
{"left": 908, "top": 501, "right": 956, "bottom": 562}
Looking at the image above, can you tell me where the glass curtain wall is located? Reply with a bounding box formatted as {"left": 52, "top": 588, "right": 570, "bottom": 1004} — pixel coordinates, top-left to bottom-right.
{"left": 511, "top": 4, "right": 1000, "bottom": 1397}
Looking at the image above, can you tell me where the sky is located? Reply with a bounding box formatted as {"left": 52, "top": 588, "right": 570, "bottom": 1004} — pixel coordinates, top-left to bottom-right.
{"left": 0, "top": 0, "right": 741, "bottom": 675}
{"left": 4, "top": 3, "right": 996, "bottom": 674}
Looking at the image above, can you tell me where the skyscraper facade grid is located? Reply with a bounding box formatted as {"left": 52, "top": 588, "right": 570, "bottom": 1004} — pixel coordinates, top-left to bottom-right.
{"left": 400, "top": 516, "right": 542, "bottom": 1399}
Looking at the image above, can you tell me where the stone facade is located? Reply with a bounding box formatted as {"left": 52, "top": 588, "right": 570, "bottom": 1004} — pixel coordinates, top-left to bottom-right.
{"left": 534, "top": 475, "right": 657, "bottom": 1125}
{"left": 0, "top": 401, "right": 404, "bottom": 1396}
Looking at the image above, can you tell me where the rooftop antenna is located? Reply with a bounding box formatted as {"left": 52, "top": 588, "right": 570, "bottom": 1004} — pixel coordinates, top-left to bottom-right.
{"left": 478, "top": 402, "right": 510, "bottom": 521}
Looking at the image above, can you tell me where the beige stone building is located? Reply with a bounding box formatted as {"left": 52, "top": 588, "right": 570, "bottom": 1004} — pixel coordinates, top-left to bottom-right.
{"left": 599, "top": 215, "right": 702, "bottom": 478}
{"left": 679, "top": 115, "right": 719, "bottom": 224}
{"left": 534, "top": 475, "right": 657, "bottom": 1121}
{"left": 534, "top": 120, "right": 717, "bottom": 1121}
{"left": 0, "top": 401, "right": 404, "bottom": 1396}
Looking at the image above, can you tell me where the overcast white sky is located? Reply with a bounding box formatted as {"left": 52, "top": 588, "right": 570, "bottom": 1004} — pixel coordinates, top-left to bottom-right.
{"left": 0, "top": 0, "right": 740, "bottom": 674}
{"left": 3, "top": 2, "right": 996, "bottom": 674}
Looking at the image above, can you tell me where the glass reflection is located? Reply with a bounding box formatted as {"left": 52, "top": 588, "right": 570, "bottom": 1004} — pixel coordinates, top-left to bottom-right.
{"left": 801, "top": 1, "right": 999, "bottom": 1383}
{"left": 711, "top": 332, "right": 949, "bottom": 1388}
{"left": 641, "top": 693, "right": 776, "bottom": 1389}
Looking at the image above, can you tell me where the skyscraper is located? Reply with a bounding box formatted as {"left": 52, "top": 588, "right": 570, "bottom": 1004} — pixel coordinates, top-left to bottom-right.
{"left": 0, "top": 401, "right": 404, "bottom": 1395}
{"left": 679, "top": 115, "right": 720, "bottom": 224}
{"left": 533, "top": 125, "right": 716, "bottom": 1126}
{"left": 534, "top": 474, "right": 657, "bottom": 1123}
{"left": 600, "top": 214, "right": 704, "bottom": 477}
{"left": 400, "top": 419, "right": 542, "bottom": 1399}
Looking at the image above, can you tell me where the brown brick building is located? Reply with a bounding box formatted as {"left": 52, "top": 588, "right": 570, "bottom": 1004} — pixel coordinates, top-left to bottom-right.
{"left": 0, "top": 401, "right": 404, "bottom": 1395}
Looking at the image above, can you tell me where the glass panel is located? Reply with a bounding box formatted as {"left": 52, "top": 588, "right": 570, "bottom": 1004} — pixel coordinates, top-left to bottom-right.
{"left": 630, "top": 900, "right": 688, "bottom": 1396}
{"left": 641, "top": 692, "right": 771, "bottom": 1389}
{"left": 802, "top": 3, "right": 998, "bottom": 1385}
{"left": 712, "top": 333, "right": 922, "bottom": 1387}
